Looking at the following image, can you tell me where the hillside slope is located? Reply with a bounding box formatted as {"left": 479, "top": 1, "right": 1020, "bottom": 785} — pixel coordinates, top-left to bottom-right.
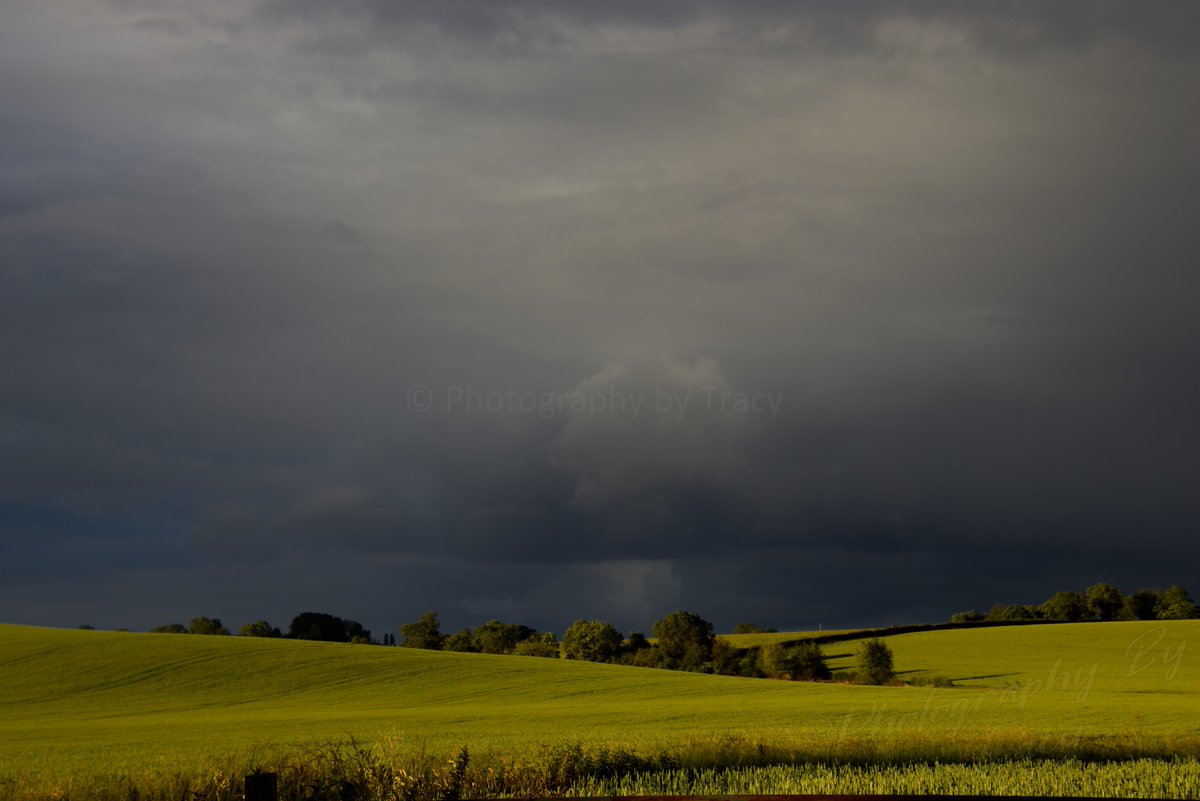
{"left": 1, "top": 621, "right": 1197, "bottom": 778}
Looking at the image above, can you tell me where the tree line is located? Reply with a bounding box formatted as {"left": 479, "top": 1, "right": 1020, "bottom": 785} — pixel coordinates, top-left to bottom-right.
{"left": 950, "top": 583, "right": 1199, "bottom": 624}
{"left": 137, "top": 580, "right": 1196, "bottom": 686}
{"left": 142, "top": 608, "right": 895, "bottom": 684}
{"left": 148, "top": 611, "right": 372, "bottom": 643}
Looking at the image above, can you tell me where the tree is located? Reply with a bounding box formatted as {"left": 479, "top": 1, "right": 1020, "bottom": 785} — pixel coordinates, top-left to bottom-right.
{"left": 1085, "top": 583, "right": 1124, "bottom": 621}
{"left": 856, "top": 639, "right": 895, "bottom": 685}
{"left": 652, "top": 610, "right": 715, "bottom": 671}
{"left": 513, "top": 632, "right": 560, "bottom": 658}
{"left": 732, "top": 623, "right": 776, "bottom": 634}
{"left": 1158, "top": 585, "right": 1199, "bottom": 619}
{"left": 400, "top": 611, "right": 446, "bottom": 650}
{"left": 986, "top": 603, "right": 1039, "bottom": 622}
{"left": 561, "top": 619, "right": 623, "bottom": 663}
{"left": 949, "top": 610, "right": 984, "bottom": 624}
{"left": 758, "top": 641, "right": 831, "bottom": 681}
{"left": 1040, "top": 591, "right": 1088, "bottom": 622}
{"left": 444, "top": 628, "right": 479, "bottom": 652}
{"left": 710, "top": 639, "right": 742, "bottom": 675}
{"left": 473, "top": 620, "right": 536, "bottom": 655}
{"left": 240, "top": 620, "right": 282, "bottom": 638}
{"left": 287, "top": 612, "right": 367, "bottom": 643}
{"left": 791, "top": 641, "right": 832, "bottom": 681}
{"left": 150, "top": 623, "right": 187, "bottom": 634}
{"left": 625, "top": 631, "right": 651, "bottom": 653}
{"left": 1120, "top": 589, "right": 1160, "bottom": 621}
{"left": 188, "top": 617, "right": 230, "bottom": 635}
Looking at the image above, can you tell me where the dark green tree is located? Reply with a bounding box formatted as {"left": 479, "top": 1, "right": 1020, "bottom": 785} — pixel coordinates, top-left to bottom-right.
{"left": 856, "top": 638, "right": 895, "bottom": 685}
{"left": 758, "top": 641, "right": 831, "bottom": 680}
{"left": 561, "top": 619, "right": 623, "bottom": 662}
{"left": 1158, "top": 585, "right": 1199, "bottom": 619}
{"left": 443, "top": 628, "right": 479, "bottom": 652}
{"left": 792, "top": 641, "right": 832, "bottom": 680}
{"left": 188, "top": 617, "right": 230, "bottom": 635}
{"left": 287, "top": 612, "right": 366, "bottom": 643}
{"left": 473, "top": 620, "right": 536, "bottom": 655}
{"left": 239, "top": 620, "right": 282, "bottom": 638}
{"left": 1120, "top": 589, "right": 1160, "bottom": 621}
{"left": 949, "top": 610, "right": 985, "bottom": 623}
{"left": 1085, "top": 583, "right": 1124, "bottom": 621}
{"left": 652, "top": 610, "right": 715, "bottom": 671}
{"left": 400, "top": 611, "right": 446, "bottom": 650}
{"left": 625, "top": 631, "right": 651, "bottom": 652}
{"left": 710, "top": 639, "right": 742, "bottom": 675}
{"left": 986, "top": 603, "right": 1040, "bottom": 622}
{"left": 150, "top": 623, "right": 187, "bottom": 634}
{"left": 1040, "top": 591, "right": 1088, "bottom": 622}
{"left": 513, "top": 632, "right": 560, "bottom": 658}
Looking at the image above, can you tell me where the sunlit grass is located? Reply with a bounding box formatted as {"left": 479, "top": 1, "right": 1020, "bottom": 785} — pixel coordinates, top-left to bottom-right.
{"left": 1, "top": 620, "right": 1197, "bottom": 798}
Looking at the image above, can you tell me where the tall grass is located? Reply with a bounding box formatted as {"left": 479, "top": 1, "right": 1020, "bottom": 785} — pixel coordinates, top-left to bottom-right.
{"left": 4, "top": 735, "right": 1200, "bottom": 801}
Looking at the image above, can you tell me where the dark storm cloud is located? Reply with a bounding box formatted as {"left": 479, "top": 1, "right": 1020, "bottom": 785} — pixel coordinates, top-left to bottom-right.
{"left": 2, "top": 0, "right": 1198, "bottom": 635}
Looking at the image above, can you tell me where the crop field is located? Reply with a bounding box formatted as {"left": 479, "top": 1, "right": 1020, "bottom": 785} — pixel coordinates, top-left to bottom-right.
{"left": 1, "top": 621, "right": 1198, "bottom": 798}
{"left": 717, "top": 628, "right": 858, "bottom": 648}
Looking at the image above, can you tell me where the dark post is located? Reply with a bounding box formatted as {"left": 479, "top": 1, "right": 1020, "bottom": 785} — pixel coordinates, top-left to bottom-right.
{"left": 245, "top": 772, "right": 277, "bottom": 801}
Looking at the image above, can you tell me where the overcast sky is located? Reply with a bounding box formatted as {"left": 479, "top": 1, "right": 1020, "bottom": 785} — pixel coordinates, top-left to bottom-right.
{"left": 2, "top": 1, "right": 1199, "bottom": 637}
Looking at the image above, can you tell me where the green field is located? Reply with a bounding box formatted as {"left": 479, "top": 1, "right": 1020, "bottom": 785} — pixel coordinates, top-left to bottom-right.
{"left": 2, "top": 621, "right": 1198, "bottom": 798}
{"left": 717, "top": 628, "right": 858, "bottom": 648}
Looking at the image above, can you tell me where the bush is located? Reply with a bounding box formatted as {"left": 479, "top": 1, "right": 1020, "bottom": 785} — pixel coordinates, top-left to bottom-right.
{"left": 856, "top": 639, "right": 895, "bottom": 685}
{"left": 949, "top": 610, "right": 984, "bottom": 623}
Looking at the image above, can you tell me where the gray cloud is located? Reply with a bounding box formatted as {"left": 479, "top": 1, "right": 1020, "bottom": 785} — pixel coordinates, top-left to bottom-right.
{"left": 2, "top": 0, "right": 1198, "bottom": 635}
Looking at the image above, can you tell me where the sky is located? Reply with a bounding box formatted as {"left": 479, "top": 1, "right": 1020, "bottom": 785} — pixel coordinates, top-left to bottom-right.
{"left": 2, "top": 1, "right": 1199, "bottom": 638}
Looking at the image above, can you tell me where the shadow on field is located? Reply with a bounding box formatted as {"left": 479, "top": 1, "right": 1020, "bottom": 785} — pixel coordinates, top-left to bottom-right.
{"left": 954, "top": 672, "right": 1020, "bottom": 681}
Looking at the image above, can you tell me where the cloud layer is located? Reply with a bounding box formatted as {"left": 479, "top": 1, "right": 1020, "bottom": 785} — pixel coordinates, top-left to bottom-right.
{"left": 2, "top": 1, "right": 1198, "bottom": 635}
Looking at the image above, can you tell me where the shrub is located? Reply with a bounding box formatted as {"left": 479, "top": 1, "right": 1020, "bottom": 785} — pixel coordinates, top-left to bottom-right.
{"left": 856, "top": 638, "right": 895, "bottom": 685}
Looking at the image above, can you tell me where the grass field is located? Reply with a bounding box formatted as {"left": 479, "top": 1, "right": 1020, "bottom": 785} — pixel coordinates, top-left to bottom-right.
{"left": 1, "top": 621, "right": 1198, "bottom": 798}
{"left": 717, "top": 628, "right": 858, "bottom": 648}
